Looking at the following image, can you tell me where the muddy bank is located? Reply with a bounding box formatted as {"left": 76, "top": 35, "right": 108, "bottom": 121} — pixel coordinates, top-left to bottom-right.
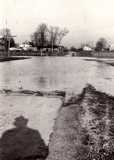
{"left": 84, "top": 58, "right": 114, "bottom": 66}
{"left": 0, "top": 89, "right": 65, "bottom": 98}
{"left": 47, "top": 84, "right": 114, "bottom": 160}
{"left": 0, "top": 56, "right": 30, "bottom": 62}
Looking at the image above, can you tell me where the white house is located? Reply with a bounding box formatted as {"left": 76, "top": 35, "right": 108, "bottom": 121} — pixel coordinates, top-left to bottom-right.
{"left": 19, "top": 42, "right": 37, "bottom": 51}
{"left": 83, "top": 46, "right": 93, "bottom": 51}
{"left": 110, "top": 44, "right": 114, "bottom": 51}
{"left": 9, "top": 47, "right": 22, "bottom": 51}
{"left": 19, "top": 43, "right": 32, "bottom": 51}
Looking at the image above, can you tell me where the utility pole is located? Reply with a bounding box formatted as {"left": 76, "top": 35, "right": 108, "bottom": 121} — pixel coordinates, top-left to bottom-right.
{"left": 5, "top": 19, "right": 16, "bottom": 57}
{"left": 51, "top": 39, "right": 53, "bottom": 54}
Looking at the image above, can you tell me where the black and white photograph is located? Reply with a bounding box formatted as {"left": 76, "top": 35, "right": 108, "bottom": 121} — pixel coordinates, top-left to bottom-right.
{"left": 0, "top": 0, "right": 114, "bottom": 160}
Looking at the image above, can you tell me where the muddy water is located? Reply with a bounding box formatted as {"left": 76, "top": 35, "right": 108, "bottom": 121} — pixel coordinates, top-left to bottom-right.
{"left": 0, "top": 57, "right": 114, "bottom": 95}
{"left": 0, "top": 57, "right": 114, "bottom": 144}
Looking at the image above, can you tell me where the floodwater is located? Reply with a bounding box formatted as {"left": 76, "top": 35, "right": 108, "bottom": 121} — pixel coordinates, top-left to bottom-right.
{"left": 0, "top": 57, "right": 114, "bottom": 144}
{"left": 0, "top": 57, "right": 114, "bottom": 95}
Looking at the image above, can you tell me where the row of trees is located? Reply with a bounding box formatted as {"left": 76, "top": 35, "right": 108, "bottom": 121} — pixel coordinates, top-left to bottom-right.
{"left": 31, "top": 23, "right": 69, "bottom": 50}
{"left": 0, "top": 24, "right": 111, "bottom": 53}
{"left": 0, "top": 23, "right": 69, "bottom": 53}
{"left": 70, "top": 38, "right": 110, "bottom": 52}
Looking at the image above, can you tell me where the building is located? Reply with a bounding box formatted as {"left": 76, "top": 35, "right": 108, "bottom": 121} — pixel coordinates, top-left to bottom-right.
{"left": 19, "top": 41, "right": 37, "bottom": 51}
{"left": 110, "top": 44, "right": 114, "bottom": 51}
{"left": 83, "top": 45, "right": 93, "bottom": 51}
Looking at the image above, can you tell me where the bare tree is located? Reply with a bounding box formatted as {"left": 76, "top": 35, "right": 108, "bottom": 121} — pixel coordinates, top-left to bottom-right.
{"left": 95, "top": 38, "right": 109, "bottom": 51}
{"left": 31, "top": 23, "right": 69, "bottom": 54}
{"left": 0, "top": 28, "right": 15, "bottom": 52}
{"left": 0, "top": 28, "right": 11, "bottom": 38}
{"left": 57, "top": 28, "right": 69, "bottom": 45}
{"left": 48, "top": 26, "right": 68, "bottom": 50}
{"left": 31, "top": 23, "right": 48, "bottom": 49}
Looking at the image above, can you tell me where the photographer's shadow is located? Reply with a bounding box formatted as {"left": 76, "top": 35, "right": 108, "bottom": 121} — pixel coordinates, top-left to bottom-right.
{"left": 0, "top": 116, "right": 48, "bottom": 160}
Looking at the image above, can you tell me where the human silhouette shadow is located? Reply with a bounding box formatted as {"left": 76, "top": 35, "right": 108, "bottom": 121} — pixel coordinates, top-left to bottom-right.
{"left": 0, "top": 116, "right": 48, "bottom": 160}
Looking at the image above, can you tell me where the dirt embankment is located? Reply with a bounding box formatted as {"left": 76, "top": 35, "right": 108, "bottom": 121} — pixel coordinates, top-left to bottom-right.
{"left": 47, "top": 84, "right": 114, "bottom": 160}
{"left": 0, "top": 56, "right": 30, "bottom": 62}
{"left": 84, "top": 58, "right": 114, "bottom": 66}
{"left": 0, "top": 89, "right": 65, "bottom": 98}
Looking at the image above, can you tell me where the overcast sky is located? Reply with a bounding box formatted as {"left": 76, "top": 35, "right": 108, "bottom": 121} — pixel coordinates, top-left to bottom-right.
{"left": 0, "top": 0, "right": 114, "bottom": 46}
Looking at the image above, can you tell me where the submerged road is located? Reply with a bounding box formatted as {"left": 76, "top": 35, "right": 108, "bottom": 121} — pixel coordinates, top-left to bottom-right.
{"left": 0, "top": 56, "right": 114, "bottom": 145}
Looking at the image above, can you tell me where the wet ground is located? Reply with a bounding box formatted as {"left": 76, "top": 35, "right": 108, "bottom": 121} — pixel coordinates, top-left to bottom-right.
{"left": 0, "top": 57, "right": 114, "bottom": 95}
{"left": 47, "top": 85, "right": 114, "bottom": 160}
{"left": 0, "top": 57, "right": 114, "bottom": 159}
{"left": 0, "top": 94, "right": 62, "bottom": 145}
{"left": 0, "top": 56, "right": 114, "bottom": 140}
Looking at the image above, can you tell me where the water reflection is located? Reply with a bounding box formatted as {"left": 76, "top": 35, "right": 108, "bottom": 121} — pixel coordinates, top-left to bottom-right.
{"left": 0, "top": 57, "right": 114, "bottom": 95}
{"left": 37, "top": 76, "right": 48, "bottom": 88}
{"left": 95, "top": 62, "right": 112, "bottom": 79}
